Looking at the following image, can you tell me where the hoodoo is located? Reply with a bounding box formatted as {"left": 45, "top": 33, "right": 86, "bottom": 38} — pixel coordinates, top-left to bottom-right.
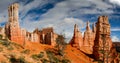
{"left": 93, "top": 16, "right": 118, "bottom": 63}
{"left": 5, "top": 3, "right": 24, "bottom": 45}
{"left": 82, "top": 21, "right": 94, "bottom": 53}
{"left": 70, "top": 24, "right": 83, "bottom": 49}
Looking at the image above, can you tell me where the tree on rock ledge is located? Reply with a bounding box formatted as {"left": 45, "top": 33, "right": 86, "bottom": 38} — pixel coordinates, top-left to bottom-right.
{"left": 55, "top": 34, "right": 66, "bottom": 56}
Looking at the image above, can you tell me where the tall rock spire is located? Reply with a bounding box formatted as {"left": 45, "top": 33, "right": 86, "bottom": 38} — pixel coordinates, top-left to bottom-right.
{"left": 5, "top": 3, "right": 24, "bottom": 45}
{"left": 82, "top": 21, "right": 94, "bottom": 54}
{"left": 8, "top": 3, "right": 19, "bottom": 24}
{"left": 74, "top": 24, "right": 79, "bottom": 33}
{"left": 86, "top": 21, "right": 90, "bottom": 31}
{"left": 92, "top": 22, "right": 96, "bottom": 40}
{"left": 92, "top": 22, "right": 96, "bottom": 33}
{"left": 93, "top": 16, "right": 118, "bottom": 63}
{"left": 70, "top": 24, "right": 83, "bottom": 49}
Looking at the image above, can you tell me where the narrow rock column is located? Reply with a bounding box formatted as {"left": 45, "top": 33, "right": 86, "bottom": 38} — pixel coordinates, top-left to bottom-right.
{"left": 83, "top": 21, "right": 94, "bottom": 53}
{"left": 93, "top": 16, "right": 117, "bottom": 63}
{"left": 70, "top": 24, "right": 83, "bottom": 49}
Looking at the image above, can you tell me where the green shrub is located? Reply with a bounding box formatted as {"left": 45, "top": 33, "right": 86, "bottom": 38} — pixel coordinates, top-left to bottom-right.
{"left": 0, "top": 34, "right": 3, "bottom": 39}
{"left": 31, "top": 54, "right": 38, "bottom": 60}
{"left": 18, "top": 57, "right": 26, "bottom": 63}
{"left": 46, "top": 50, "right": 61, "bottom": 63}
{"left": 31, "top": 52, "right": 44, "bottom": 60}
{"left": 41, "top": 58, "right": 48, "bottom": 63}
{"left": 53, "top": 57, "right": 60, "bottom": 63}
{"left": 11, "top": 42, "right": 24, "bottom": 49}
{"left": 62, "top": 59, "right": 71, "bottom": 63}
{"left": 0, "top": 47, "right": 3, "bottom": 52}
{"left": 38, "top": 52, "right": 44, "bottom": 58}
{"left": 9, "top": 56, "right": 27, "bottom": 63}
{"left": 21, "top": 49, "right": 30, "bottom": 54}
{"left": 7, "top": 46, "right": 14, "bottom": 50}
{"left": 45, "top": 50, "right": 71, "bottom": 63}
{"left": 1, "top": 41, "right": 10, "bottom": 47}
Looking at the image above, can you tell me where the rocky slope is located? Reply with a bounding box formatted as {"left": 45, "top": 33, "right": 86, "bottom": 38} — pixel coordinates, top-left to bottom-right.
{"left": 0, "top": 39, "right": 95, "bottom": 63}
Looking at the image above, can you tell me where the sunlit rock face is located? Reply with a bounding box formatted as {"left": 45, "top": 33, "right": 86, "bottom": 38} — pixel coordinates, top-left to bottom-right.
{"left": 34, "top": 27, "right": 58, "bottom": 46}
{"left": 5, "top": 3, "right": 25, "bottom": 45}
{"left": 70, "top": 24, "right": 83, "bottom": 49}
{"left": 5, "top": 3, "right": 58, "bottom": 46}
{"left": 93, "top": 16, "right": 118, "bottom": 63}
{"left": 82, "top": 21, "right": 95, "bottom": 54}
{"left": 69, "top": 16, "right": 118, "bottom": 63}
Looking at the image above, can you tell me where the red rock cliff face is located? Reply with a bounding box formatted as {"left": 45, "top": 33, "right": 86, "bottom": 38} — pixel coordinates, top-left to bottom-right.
{"left": 93, "top": 16, "right": 118, "bottom": 63}
{"left": 70, "top": 24, "right": 83, "bottom": 49}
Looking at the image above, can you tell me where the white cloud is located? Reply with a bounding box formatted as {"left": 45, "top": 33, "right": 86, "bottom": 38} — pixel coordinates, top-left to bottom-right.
{"left": 19, "top": 0, "right": 114, "bottom": 42}
{"left": 111, "top": 28, "right": 120, "bottom": 31}
{"left": 0, "top": 0, "right": 118, "bottom": 42}
{"left": 0, "top": 0, "right": 16, "bottom": 12}
{"left": 19, "top": 0, "right": 53, "bottom": 19}
{"left": 112, "top": 36, "right": 120, "bottom": 42}
{"left": 0, "top": 0, "right": 16, "bottom": 26}
{"left": 109, "top": 0, "right": 120, "bottom": 6}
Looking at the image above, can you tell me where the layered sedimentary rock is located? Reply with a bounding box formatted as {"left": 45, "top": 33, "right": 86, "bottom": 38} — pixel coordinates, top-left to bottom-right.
{"left": 82, "top": 21, "right": 94, "bottom": 54}
{"left": 5, "top": 3, "right": 24, "bottom": 45}
{"left": 93, "top": 16, "right": 118, "bottom": 63}
{"left": 83, "top": 21, "right": 94, "bottom": 47}
{"left": 41, "top": 27, "right": 58, "bottom": 46}
{"left": 69, "top": 16, "right": 118, "bottom": 62}
{"left": 4, "top": 3, "right": 58, "bottom": 46}
{"left": 70, "top": 24, "right": 83, "bottom": 49}
{"left": 33, "top": 27, "right": 58, "bottom": 46}
{"left": 92, "top": 22, "right": 96, "bottom": 40}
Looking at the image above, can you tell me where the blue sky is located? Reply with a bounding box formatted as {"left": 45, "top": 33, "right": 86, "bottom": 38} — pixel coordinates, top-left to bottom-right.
{"left": 0, "top": 0, "right": 120, "bottom": 42}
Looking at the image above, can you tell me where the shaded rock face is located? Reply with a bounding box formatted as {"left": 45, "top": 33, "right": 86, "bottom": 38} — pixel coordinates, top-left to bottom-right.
{"left": 92, "top": 22, "right": 96, "bottom": 40}
{"left": 93, "top": 16, "right": 118, "bottom": 63}
{"left": 70, "top": 24, "right": 83, "bottom": 49}
{"left": 34, "top": 27, "right": 58, "bottom": 46}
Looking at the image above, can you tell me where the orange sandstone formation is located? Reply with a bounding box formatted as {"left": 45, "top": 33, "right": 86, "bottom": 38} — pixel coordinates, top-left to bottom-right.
{"left": 92, "top": 22, "right": 96, "bottom": 40}
{"left": 81, "top": 21, "right": 95, "bottom": 54}
{"left": 38, "top": 27, "right": 58, "bottom": 46}
{"left": 83, "top": 21, "right": 94, "bottom": 47}
{"left": 93, "top": 16, "right": 118, "bottom": 63}
{"left": 4, "top": 3, "right": 58, "bottom": 46}
{"left": 70, "top": 16, "right": 118, "bottom": 62}
{"left": 5, "top": 3, "right": 24, "bottom": 45}
{"left": 70, "top": 24, "right": 83, "bottom": 49}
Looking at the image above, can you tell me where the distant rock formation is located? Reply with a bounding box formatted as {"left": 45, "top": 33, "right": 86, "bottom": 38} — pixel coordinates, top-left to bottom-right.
{"left": 35, "top": 27, "right": 58, "bottom": 46}
{"left": 93, "top": 16, "right": 118, "bottom": 63}
{"left": 70, "top": 24, "right": 83, "bottom": 49}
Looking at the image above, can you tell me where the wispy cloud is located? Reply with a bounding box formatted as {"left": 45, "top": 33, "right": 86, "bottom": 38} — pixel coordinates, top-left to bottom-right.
{"left": 109, "top": 0, "right": 120, "bottom": 6}
{"left": 18, "top": 0, "right": 117, "bottom": 41}
{"left": 112, "top": 36, "right": 120, "bottom": 42}
{"left": 111, "top": 28, "right": 120, "bottom": 31}
{"left": 0, "top": 0, "right": 119, "bottom": 42}
{"left": 0, "top": 0, "right": 17, "bottom": 26}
